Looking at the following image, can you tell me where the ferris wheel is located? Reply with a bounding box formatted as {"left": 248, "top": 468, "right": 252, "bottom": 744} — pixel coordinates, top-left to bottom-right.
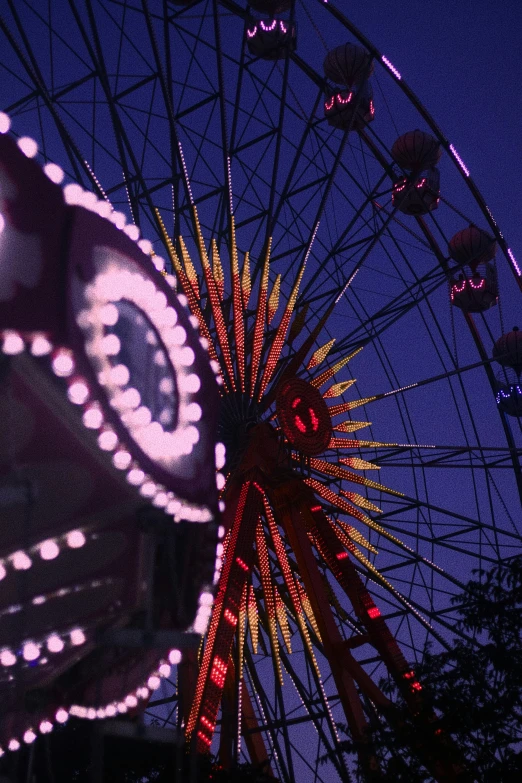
{"left": 1, "top": 0, "right": 522, "bottom": 780}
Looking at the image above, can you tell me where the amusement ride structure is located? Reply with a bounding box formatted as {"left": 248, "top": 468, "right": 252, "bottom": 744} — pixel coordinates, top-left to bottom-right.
{"left": 1, "top": 1, "right": 522, "bottom": 781}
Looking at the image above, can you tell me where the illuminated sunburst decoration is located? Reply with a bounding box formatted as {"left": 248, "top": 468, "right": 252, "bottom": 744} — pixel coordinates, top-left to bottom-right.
{"left": 155, "top": 205, "right": 457, "bottom": 774}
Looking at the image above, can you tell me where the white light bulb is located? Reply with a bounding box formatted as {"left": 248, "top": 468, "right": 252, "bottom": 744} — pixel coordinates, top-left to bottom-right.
{"left": 110, "top": 364, "right": 130, "bottom": 386}
{"left": 52, "top": 349, "right": 74, "bottom": 377}
{"left": 8, "top": 739, "right": 20, "bottom": 752}
{"left": 17, "top": 136, "right": 38, "bottom": 158}
{"left": 215, "top": 443, "right": 226, "bottom": 470}
{"left": 147, "top": 675, "right": 160, "bottom": 691}
{"left": 127, "top": 467, "right": 145, "bottom": 486}
{"left": 113, "top": 450, "right": 132, "bottom": 470}
{"left": 0, "top": 562, "right": 5, "bottom": 581}
{"left": 83, "top": 404, "right": 103, "bottom": 429}
{"left": 64, "top": 184, "right": 83, "bottom": 204}
{"left": 168, "top": 649, "right": 182, "bottom": 665}
{"left": 2, "top": 332, "right": 24, "bottom": 355}
{"left": 153, "top": 492, "right": 168, "bottom": 508}
{"left": 159, "top": 663, "right": 171, "bottom": 678}
{"left": 40, "top": 540, "right": 60, "bottom": 560}
{"left": 124, "top": 224, "right": 140, "bottom": 241}
{"left": 100, "top": 304, "right": 119, "bottom": 326}
{"left": 0, "top": 649, "right": 16, "bottom": 666}
{"left": 22, "top": 642, "right": 40, "bottom": 661}
{"left": 125, "top": 694, "right": 138, "bottom": 708}
{"left": 140, "top": 481, "right": 157, "bottom": 499}
{"left": 98, "top": 429, "right": 118, "bottom": 451}
{"left": 23, "top": 730, "right": 36, "bottom": 744}
{"left": 55, "top": 708, "right": 69, "bottom": 724}
{"left": 47, "top": 634, "right": 65, "bottom": 653}
{"left": 0, "top": 111, "right": 11, "bottom": 134}
{"left": 138, "top": 239, "right": 152, "bottom": 255}
{"left": 66, "top": 530, "right": 86, "bottom": 549}
{"left": 181, "top": 374, "right": 201, "bottom": 394}
{"left": 30, "top": 335, "right": 52, "bottom": 356}
{"left": 12, "top": 551, "right": 32, "bottom": 570}
{"left": 67, "top": 380, "right": 89, "bottom": 405}
{"left": 186, "top": 403, "right": 202, "bottom": 422}
{"left": 101, "top": 334, "right": 121, "bottom": 356}
{"left": 44, "top": 163, "right": 64, "bottom": 184}
{"left": 39, "top": 721, "right": 53, "bottom": 734}
{"left": 70, "top": 628, "right": 86, "bottom": 646}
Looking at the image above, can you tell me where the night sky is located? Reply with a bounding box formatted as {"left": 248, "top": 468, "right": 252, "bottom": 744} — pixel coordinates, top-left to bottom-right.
{"left": 347, "top": 0, "right": 522, "bottom": 316}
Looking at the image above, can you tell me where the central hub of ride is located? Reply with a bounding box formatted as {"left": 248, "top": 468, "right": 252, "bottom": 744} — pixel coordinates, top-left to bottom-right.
{"left": 276, "top": 377, "right": 332, "bottom": 455}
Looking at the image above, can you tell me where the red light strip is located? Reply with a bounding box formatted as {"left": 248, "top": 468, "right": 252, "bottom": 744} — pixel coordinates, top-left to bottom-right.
{"left": 261, "top": 495, "right": 320, "bottom": 669}
{"left": 255, "top": 521, "right": 283, "bottom": 684}
{"left": 258, "top": 259, "right": 307, "bottom": 401}
{"left": 186, "top": 481, "right": 260, "bottom": 748}
{"left": 250, "top": 239, "right": 271, "bottom": 396}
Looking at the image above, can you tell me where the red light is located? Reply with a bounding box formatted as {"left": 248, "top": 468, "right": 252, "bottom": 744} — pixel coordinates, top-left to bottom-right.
{"left": 291, "top": 397, "right": 301, "bottom": 409}
{"left": 310, "top": 505, "right": 321, "bottom": 513}
{"left": 236, "top": 557, "right": 249, "bottom": 572}
{"left": 310, "top": 407, "right": 319, "bottom": 431}
{"left": 295, "top": 415, "right": 307, "bottom": 433}
{"left": 336, "top": 551, "right": 348, "bottom": 560}
{"left": 210, "top": 656, "right": 228, "bottom": 687}
{"left": 367, "top": 606, "right": 381, "bottom": 619}
{"left": 197, "top": 730, "right": 212, "bottom": 746}
{"left": 223, "top": 609, "right": 238, "bottom": 626}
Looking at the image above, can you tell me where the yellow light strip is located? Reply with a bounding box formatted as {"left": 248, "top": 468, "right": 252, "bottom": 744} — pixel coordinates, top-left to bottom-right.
{"left": 192, "top": 205, "right": 237, "bottom": 391}
{"left": 311, "top": 347, "right": 363, "bottom": 389}
{"left": 307, "top": 339, "right": 336, "bottom": 370}
{"left": 211, "top": 239, "right": 225, "bottom": 300}
{"left": 267, "top": 274, "right": 281, "bottom": 325}
{"left": 179, "top": 236, "right": 200, "bottom": 300}
{"left": 241, "top": 251, "right": 252, "bottom": 309}
{"left": 333, "top": 420, "right": 371, "bottom": 434}
{"left": 250, "top": 240, "right": 271, "bottom": 396}
{"left": 230, "top": 216, "right": 246, "bottom": 392}
{"left": 323, "top": 379, "right": 357, "bottom": 399}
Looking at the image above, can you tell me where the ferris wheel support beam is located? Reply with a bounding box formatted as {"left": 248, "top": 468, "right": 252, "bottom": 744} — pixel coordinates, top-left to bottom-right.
{"left": 139, "top": 0, "right": 197, "bottom": 239}
{"left": 271, "top": 482, "right": 387, "bottom": 780}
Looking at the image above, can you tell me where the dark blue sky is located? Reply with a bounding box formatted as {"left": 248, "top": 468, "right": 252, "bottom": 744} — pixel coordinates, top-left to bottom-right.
{"left": 347, "top": 0, "right": 522, "bottom": 305}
